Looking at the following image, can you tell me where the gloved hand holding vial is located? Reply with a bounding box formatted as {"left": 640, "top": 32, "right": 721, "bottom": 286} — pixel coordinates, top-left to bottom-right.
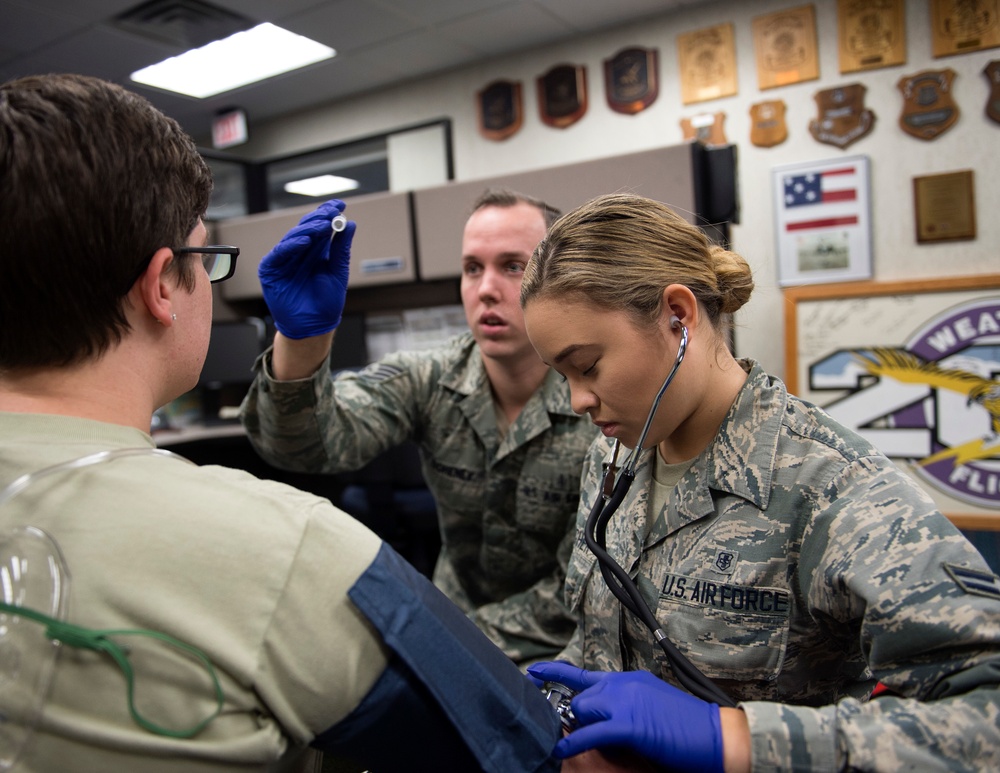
{"left": 257, "top": 199, "right": 355, "bottom": 339}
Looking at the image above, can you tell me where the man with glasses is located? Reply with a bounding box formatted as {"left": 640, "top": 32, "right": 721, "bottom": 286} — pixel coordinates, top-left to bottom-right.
{"left": 0, "top": 73, "right": 563, "bottom": 772}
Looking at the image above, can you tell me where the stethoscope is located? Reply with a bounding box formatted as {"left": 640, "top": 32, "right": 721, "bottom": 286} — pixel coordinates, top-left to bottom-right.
{"left": 582, "top": 318, "right": 737, "bottom": 708}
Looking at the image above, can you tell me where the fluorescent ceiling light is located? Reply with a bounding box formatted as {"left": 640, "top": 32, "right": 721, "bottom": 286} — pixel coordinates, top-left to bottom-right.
{"left": 284, "top": 175, "right": 360, "bottom": 197}
{"left": 130, "top": 23, "right": 335, "bottom": 98}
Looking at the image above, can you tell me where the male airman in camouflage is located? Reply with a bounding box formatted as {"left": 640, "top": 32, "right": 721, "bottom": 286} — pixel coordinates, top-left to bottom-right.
{"left": 241, "top": 190, "right": 597, "bottom": 664}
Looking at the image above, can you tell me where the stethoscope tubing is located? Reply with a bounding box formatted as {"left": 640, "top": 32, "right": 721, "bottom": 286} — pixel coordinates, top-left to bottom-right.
{"left": 582, "top": 323, "right": 737, "bottom": 708}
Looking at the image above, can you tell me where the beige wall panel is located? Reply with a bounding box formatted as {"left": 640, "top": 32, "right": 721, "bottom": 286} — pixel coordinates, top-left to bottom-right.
{"left": 216, "top": 191, "right": 416, "bottom": 301}
{"left": 414, "top": 144, "right": 698, "bottom": 280}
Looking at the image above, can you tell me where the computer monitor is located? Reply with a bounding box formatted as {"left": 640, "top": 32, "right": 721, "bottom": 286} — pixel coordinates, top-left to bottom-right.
{"left": 199, "top": 318, "right": 267, "bottom": 387}
{"left": 198, "top": 318, "right": 267, "bottom": 423}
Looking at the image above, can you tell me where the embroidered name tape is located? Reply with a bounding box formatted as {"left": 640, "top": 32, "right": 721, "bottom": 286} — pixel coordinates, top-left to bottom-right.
{"left": 661, "top": 573, "right": 790, "bottom": 615}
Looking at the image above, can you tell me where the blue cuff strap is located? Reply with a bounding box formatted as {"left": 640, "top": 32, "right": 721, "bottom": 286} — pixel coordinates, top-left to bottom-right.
{"left": 314, "top": 655, "right": 482, "bottom": 770}
{"left": 347, "top": 543, "right": 560, "bottom": 773}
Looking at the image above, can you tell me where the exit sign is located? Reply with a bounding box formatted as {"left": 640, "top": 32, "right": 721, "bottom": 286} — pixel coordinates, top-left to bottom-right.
{"left": 212, "top": 109, "right": 248, "bottom": 149}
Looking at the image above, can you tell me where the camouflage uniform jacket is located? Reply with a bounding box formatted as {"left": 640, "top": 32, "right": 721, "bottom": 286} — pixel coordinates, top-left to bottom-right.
{"left": 559, "top": 359, "right": 1000, "bottom": 771}
{"left": 241, "top": 332, "right": 598, "bottom": 663}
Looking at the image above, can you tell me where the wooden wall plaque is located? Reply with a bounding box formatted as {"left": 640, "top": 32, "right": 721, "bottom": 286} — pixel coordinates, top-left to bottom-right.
{"left": 914, "top": 170, "right": 976, "bottom": 242}
{"left": 898, "top": 68, "right": 959, "bottom": 140}
{"left": 985, "top": 60, "right": 1000, "bottom": 123}
{"left": 604, "top": 47, "right": 659, "bottom": 114}
{"left": 931, "top": 0, "right": 1000, "bottom": 57}
{"left": 680, "top": 111, "right": 728, "bottom": 146}
{"left": 537, "top": 64, "right": 588, "bottom": 129}
{"left": 477, "top": 80, "right": 523, "bottom": 141}
{"left": 808, "top": 83, "right": 876, "bottom": 148}
{"left": 750, "top": 100, "right": 788, "bottom": 147}
{"left": 677, "top": 23, "right": 738, "bottom": 105}
{"left": 753, "top": 5, "right": 820, "bottom": 90}
{"left": 837, "top": 0, "right": 907, "bottom": 73}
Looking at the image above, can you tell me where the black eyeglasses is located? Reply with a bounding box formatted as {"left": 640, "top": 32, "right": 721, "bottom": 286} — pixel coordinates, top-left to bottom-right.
{"left": 173, "top": 246, "right": 240, "bottom": 284}
{"left": 123, "top": 245, "right": 241, "bottom": 292}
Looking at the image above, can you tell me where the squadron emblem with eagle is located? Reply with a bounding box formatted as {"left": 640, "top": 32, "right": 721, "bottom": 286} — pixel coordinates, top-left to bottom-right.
{"left": 855, "top": 348, "right": 1000, "bottom": 468}
{"left": 807, "top": 297, "right": 1000, "bottom": 510}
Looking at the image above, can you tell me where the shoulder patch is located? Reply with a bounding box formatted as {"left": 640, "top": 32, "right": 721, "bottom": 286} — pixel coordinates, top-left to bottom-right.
{"left": 710, "top": 549, "right": 739, "bottom": 576}
{"left": 943, "top": 563, "right": 1000, "bottom": 600}
{"left": 361, "top": 363, "right": 404, "bottom": 382}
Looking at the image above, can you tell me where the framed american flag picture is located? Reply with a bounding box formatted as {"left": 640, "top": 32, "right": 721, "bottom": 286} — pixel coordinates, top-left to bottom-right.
{"left": 772, "top": 155, "right": 872, "bottom": 287}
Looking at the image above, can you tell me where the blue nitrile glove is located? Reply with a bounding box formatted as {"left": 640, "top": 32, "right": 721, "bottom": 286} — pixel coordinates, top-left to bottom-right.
{"left": 527, "top": 662, "right": 724, "bottom": 773}
{"left": 258, "top": 199, "right": 356, "bottom": 339}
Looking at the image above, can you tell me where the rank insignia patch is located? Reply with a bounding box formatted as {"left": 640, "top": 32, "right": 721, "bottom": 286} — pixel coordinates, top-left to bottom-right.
{"left": 944, "top": 563, "right": 1000, "bottom": 600}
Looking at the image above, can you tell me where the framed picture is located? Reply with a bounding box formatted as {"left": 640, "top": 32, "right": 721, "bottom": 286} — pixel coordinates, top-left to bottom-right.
{"left": 783, "top": 275, "right": 1000, "bottom": 527}
{"left": 772, "top": 155, "right": 872, "bottom": 287}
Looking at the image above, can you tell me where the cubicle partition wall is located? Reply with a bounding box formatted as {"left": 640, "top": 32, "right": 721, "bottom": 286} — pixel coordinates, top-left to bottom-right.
{"left": 215, "top": 189, "right": 417, "bottom": 302}
{"left": 213, "top": 141, "right": 738, "bottom": 295}
{"left": 413, "top": 143, "right": 705, "bottom": 280}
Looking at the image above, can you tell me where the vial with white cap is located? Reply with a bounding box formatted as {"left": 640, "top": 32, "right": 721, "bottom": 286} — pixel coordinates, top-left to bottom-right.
{"left": 331, "top": 215, "right": 347, "bottom": 233}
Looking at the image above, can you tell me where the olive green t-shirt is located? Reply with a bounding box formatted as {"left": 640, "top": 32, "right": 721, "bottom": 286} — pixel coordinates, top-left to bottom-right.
{"left": 0, "top": 412, "right": 388, "bottom": 773}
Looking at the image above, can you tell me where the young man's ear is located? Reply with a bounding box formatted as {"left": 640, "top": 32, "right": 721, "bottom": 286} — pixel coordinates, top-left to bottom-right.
{"left": 137, "top": 247, "right": 177, "bottom": 326}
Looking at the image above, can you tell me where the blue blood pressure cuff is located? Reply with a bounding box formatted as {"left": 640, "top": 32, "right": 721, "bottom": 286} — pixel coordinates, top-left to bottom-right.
{"left": 315, "top": 543, "right": 560, "bottom": 772}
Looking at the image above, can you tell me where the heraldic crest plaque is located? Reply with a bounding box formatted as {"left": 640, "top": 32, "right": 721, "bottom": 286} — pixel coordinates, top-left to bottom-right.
{"left": 680, "top": 111, "right": 728, "bottom": 146}
{"left": 604, "top": 46, "right": 659, "bottom": 114}
{"left": 477, "top": 80, "right": 523, "bottom": 141}
{"left": 984, "top": 60, "right": 1000, "bottom": 124}
{"left": 750, "top": 99, "right": 788, "bottom": 147}
{"left": 537, "top": 64, "right": 588, "bottom": 129}
{"left": 898, "top": 68, "right": 959, "bottom": 140}
{"left": 809, "top": 83, "right": 876, "bottom": 148}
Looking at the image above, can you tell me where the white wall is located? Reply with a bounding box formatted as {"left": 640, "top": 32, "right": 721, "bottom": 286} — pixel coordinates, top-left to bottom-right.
{"left": 229, "top": 0, "right": 999, "bottom": 380}
{"left": 387, "top": 123, "right": 450, "bottom": 192}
